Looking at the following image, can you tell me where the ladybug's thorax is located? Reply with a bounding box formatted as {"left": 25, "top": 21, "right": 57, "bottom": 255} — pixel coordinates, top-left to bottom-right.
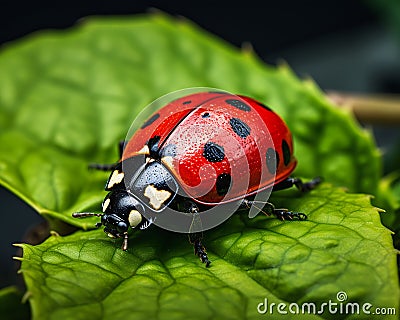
{"left": 104, "top": 149, "right": 180, "bottom": 211}
{"left": 123, "top": 159, "right": 179, "bottom": 212}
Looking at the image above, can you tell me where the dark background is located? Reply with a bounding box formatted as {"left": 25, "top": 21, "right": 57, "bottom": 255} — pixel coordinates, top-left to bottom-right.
{"left": 1, "top": 0, "right": 399, "bottom": 288}
{"left": 0, "top": 1, "right": 376, "bottom": 60}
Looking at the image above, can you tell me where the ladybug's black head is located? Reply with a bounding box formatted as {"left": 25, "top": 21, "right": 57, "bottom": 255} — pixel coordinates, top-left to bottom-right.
{"left": 73, "top": 189, "right": 146, "bottom": 251}
{"left": 100, "top": 190, "right": 145, "bottom": 237}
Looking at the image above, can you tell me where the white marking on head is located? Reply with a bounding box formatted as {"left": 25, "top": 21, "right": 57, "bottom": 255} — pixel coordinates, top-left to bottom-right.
{"left": 128, "top": 210, "right": 142, "bottom": 228}
{"left": 107, "top": 170, "right": 125, "bottom": 189}
{"left": 102, "top": 198, "right": 111, "bottom": 212}
{"left": 138, "top": 145, "right": 150, "bottom": 154}
{"left": 144, "top": 185, "right": 171, "bottom": 210}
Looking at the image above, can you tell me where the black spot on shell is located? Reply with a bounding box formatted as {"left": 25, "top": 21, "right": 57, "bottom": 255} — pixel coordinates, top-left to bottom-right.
{"left": 141, "top": 113, "right": 160, "bottom": 129}
{"left": 282, "top": 140, "right": 291, "bottom": 166}
{"left": 225, "top": 99, "right": 251, "bottom": 112}
{"left": 216, "top": 173, "right": 231, "bottom": 196}
{"left": 147, "top": 136, "right": 161, "bottom": 158}
{"left": 201, "top": 112, "right": 210, "bottom": 118}
{"left": 282, "top": 139, "right": 291, "bottom": 166}
{"left": 266, "top": 148, "right": 279, "bottom": 174}
{"left": 230, "top": 118, "right": 251, "bottom": 138}
{"left": 183, "top": 100, "right": 192, "bottom": 105}
{"left": 203, "top": 142, "right": 225, "bottom": 162}
{"left": 161, "top": 144, "right": 177, "bottom": 157}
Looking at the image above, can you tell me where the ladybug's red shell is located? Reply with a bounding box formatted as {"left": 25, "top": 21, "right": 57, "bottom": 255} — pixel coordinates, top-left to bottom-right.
{"left": 123, "top": 92, "right": 296, "bottom": 205}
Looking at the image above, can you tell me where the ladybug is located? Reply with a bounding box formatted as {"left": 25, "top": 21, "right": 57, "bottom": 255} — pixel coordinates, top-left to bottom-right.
{"left": 73, "top": 91, "right": 321, "bottom": 267}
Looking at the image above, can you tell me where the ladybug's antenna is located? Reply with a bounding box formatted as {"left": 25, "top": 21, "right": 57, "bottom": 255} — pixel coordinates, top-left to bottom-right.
{"left": 72, "top": 212, "right": 103, "bottom": 218}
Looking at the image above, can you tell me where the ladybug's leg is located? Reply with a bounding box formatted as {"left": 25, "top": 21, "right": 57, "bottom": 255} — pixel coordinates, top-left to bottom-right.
{"left": 186, "top": 201, "right": 211, "bottom": 267}
{"left": 271, "top": 207, "right": 307, "bottom": 221}
{"left": 242, "top": 200, "right": 307, "bottom": 220}
{"left": 88, "top": 141, "right": 125, "bottom": 171}
{"left": 273, "top": 176, "right": 322, "bottom": 192}
{"left": 88, "top": 162, "right": 118, "bottom": 171}
{"left": 118, "top": 140, "right": 125, "bottom": 157}
{"left": 189, "top": 233, "right": 211, "bottom": 268}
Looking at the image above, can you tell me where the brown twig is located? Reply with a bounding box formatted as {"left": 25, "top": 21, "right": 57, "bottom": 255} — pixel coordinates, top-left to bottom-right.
{"left": 327, "top": 91, "right": 400, "bottom": 125}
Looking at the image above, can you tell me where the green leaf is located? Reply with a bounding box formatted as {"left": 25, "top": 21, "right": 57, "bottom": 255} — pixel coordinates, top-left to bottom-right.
{"left": 0, "top": 286, "right": 30, "bottom": 320}
{"left": 18, "top": 185, "right": 398, "bottom": 319}
{"left": 377, "top": 173, "right": 400, "bottom": 230}
{"left": 377, "top": 173, "right": 400, "bottom": 255}
{"left": 0, "top": 14, "right": 380, "bottom": 228}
